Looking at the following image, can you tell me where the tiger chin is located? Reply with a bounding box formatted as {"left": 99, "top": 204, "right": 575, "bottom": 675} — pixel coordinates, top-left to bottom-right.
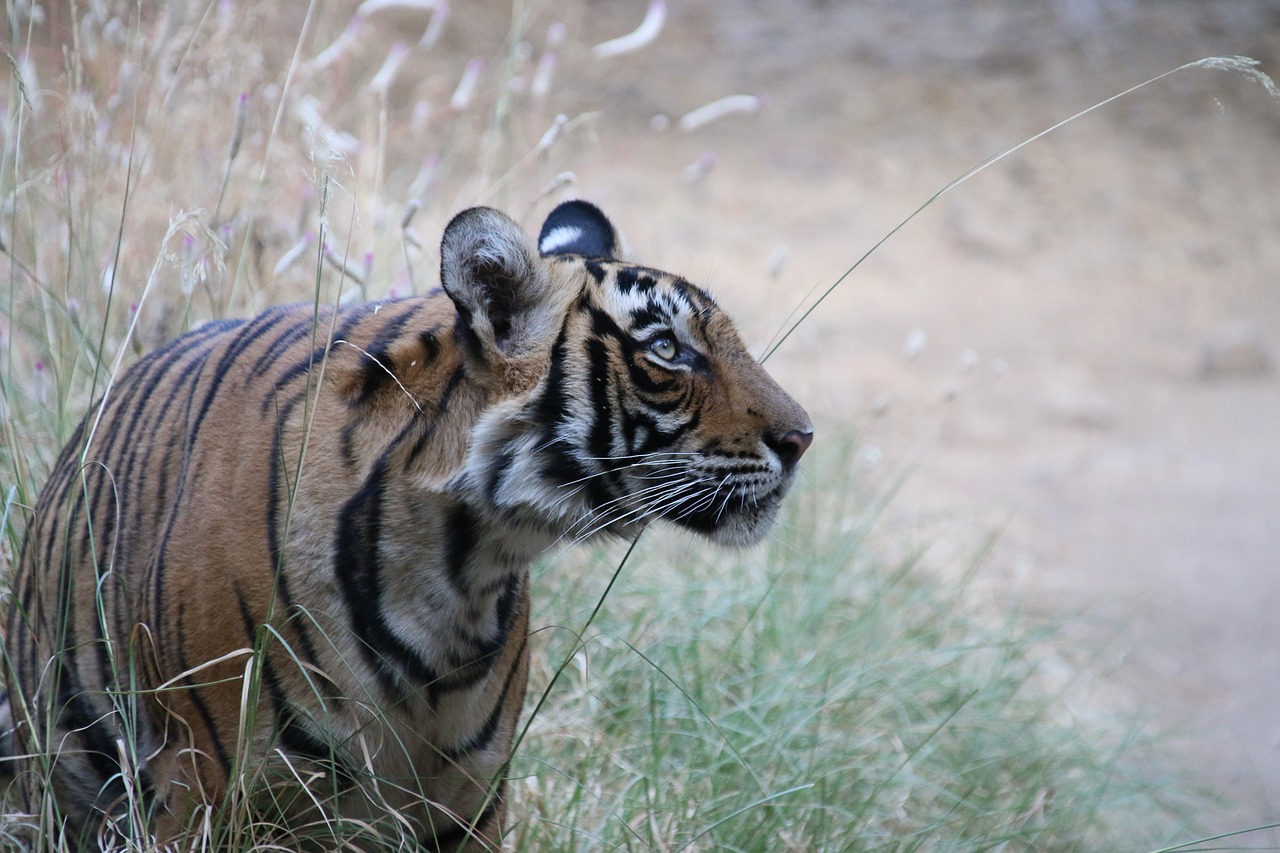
{"left": 0, "top": 200, "right": 811, "bottom": 850}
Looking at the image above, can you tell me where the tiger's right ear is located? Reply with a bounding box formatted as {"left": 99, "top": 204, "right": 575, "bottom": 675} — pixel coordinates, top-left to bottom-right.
{"left": 441, "top": 206, "right": 559, "bottom": 364}
{"left": 537, "top": 200, "right": 621, "bottom": 259}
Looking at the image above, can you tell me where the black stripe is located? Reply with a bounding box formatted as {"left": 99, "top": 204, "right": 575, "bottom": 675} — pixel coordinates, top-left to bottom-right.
{"left": 186, "top": 308, "right": 295, "bottom": 449}
{"left": 450, "top": 309, "right": 483, "bottom": 363}
{"left": 442, "top": 615, "right": 527, "bottom": 761}
{"left": 419, "top": 781, "right": 504, "bottom": 853}
{"left": 619, "top": 405, "right": 661, "bottom": 454}
{"left": 246, "top": 306, "right": 320, "bottom": 383}
{"left": 54, "top": 668, "right": 124, "bottom": 798}
{"left": 149, "top": 347, "right": 220, "bottom": 633}
{"left": 338, "top": 419, "right": 360, "bottom": 469}
{"left": 530, "top": 316, "right": 615, "bottom": 507}
{"left": 612, "top": 267, "right": 659, "bottom": 296}
{"left": 334, "top": 457, "right": 440, "bottom": 701}
{"left": 235, "top": 592, "right": 356, "bottom": 790}
{"left": 585, "top": 336, "right": 616, "bottom": 468}
{"left": 628, "top": 303, "right": 667, "bottom": 329}
{"left": 442, "top": 503, "right": 480, "bottom": 596}
{"left": 674, "top": 277, "right": 718, "bottom": 316}
{"left": 613, "top": 267, "right": 638, "bottom": 293}
{"left": 436, "top": 572, "right": 524, "bottom": 696}
{"left": 404, "top": 365, "right": 467, "bottom": 469}
{"left": 32, "top": 418, "right": 96, "bottom": 635}
{"left": 460, "top": 573, "right": 523, "bottom": 668}
{"left": 50, "top": 515, "right": 83, "bottom": 710}
{"left": 483, "top": 446, "right": 515, "bottom": 506}
{"left": 264, "top": 302, "right": 377, "bottom": 416}
{"left": 641, "top": 408, "right": 698, "bottom": 456}
{"left": 251, "top": 388, "right": 333, "bottom": 705}
{"left": 419, "top": 328, "right": 442, "bottom": 364}
{"left": 350, "top": 305, "right": 417, "bottom": 406}
{"left": 171, "top": 599, "right": 234, "bottom": 776}
{"left": 626, "top": 358, "right": 678, "bottom": 395}
{"left": 532, "top": 320, "right": 573, "bottom": 430}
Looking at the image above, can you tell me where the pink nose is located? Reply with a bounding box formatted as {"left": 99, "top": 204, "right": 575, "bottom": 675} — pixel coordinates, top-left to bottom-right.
{"left": 770, "top": 429, "right": 813, "bottom": 468}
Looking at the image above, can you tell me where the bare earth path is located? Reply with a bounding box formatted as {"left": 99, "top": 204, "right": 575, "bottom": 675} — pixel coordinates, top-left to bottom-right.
{"left": 554, "top": 0, "right": 1280, "bottom": 838}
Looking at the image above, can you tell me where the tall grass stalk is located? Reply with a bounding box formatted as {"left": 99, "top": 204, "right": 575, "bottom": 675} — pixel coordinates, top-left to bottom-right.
{"left": 760, "top": 55, "right": 1280, "bottom": 363}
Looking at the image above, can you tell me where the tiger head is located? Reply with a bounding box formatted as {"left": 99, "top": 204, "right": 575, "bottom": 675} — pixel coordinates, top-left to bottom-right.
{"left": 443, "top": 201, "right": 812, "bottom": 548}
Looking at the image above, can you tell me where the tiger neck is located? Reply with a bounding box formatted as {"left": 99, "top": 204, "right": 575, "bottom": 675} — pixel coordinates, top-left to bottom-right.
{"left": 453, "top": 406, "right": 643, "bottom": 552}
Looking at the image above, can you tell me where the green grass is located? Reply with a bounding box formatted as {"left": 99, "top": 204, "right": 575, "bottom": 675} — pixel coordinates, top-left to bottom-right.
{"left": 0, "top": 2, "right": 1234, "bottom": 850}
{"left": 509, "top": 448, "right": 1197, "bottom": 851}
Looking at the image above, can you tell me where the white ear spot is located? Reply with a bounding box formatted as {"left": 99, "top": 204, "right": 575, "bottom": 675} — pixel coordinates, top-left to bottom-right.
{"left": 539, "top": 225, "right": 584, "bottom": 256}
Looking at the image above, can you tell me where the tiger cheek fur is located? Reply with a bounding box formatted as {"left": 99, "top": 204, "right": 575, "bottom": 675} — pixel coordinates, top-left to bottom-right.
{"left": 0, "top": 200, "right": 810, "bottom": 849}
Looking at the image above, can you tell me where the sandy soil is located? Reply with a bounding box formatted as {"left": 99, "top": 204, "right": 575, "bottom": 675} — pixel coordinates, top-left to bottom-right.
{"left": 533, "top": 0, "right": 1280, "bottom": 838}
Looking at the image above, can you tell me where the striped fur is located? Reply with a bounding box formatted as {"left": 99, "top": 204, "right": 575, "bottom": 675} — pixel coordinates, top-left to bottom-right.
{"left": 1, "top": 202, "right": 812, "bottom": 849}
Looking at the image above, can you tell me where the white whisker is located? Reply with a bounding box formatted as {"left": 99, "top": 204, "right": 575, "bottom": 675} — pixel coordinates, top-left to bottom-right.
{"left": 563, "top": 480, "right": 706, "bottom": 546}
{"left": 554, "top": 457, "right": 691, "bottom": 489}
{"left": 577, "top": 450, "right": 700, "bottom": 462}
{"left": 565, "top": 480, "right": 693, "bottom": 536}
{"left": 710, "top": 475, "right": 736, "bottom": 525}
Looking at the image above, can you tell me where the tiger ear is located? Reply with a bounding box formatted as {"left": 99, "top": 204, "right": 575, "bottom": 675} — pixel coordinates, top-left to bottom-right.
{"left": 440, "top": 206, "right": 555, "bottom": 362}
{"left": 537, "top": 200, "right": 621, "bottom": 259}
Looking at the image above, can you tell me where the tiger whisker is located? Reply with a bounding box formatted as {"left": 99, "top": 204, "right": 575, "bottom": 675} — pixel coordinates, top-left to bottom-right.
{"left": 663, "top": 475, "right": 738, "bottom": 525}
{"left": 562, "top": 480, "right": 708, "bottom": 547}
{"left": 550, "top": 479, "right": 680, "bottom": 528}
{"left": 631, "top": 481, "right": 720, "bottom": 526}
{"left": 576, "top": 451, "right": 701, "bottom": 462}
{"left": 529, "top": 437, "right": 699, "bottom": 462}
{"left": 543, "top": 468, "right": 692, "bottom": 518}
{"left": 562, "top": 479, "right": 698, "bottom": 537}
{"left": 667, "top": 486, "right": 723, "bottom": 524}
{"left": 553, "top": 457, "right": 692, "bottom": 490}
{"left": 708, "top": 475, "right": 736, "bottom": 525}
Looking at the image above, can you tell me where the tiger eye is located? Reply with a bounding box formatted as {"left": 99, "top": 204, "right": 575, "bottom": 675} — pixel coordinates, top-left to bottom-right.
{"left": 651, "top": 336, "right": 679, "bottom": 361}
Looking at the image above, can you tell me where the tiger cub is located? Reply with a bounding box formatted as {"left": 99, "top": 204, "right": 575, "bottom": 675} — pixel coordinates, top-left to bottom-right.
{"left": 1, "top": 201, "right": 812, "bottom": 849}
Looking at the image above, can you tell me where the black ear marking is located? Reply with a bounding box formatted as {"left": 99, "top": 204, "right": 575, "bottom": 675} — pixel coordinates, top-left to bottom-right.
{"left": 473, "top": 257, "right": 520, "bottom": 344}
{"left": 538, "top": 200, "right": 620, "bottom": 259}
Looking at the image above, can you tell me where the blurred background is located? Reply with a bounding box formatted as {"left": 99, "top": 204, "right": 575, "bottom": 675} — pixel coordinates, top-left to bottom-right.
{"left": 561, "top": 2, "right": 1280, "bottom": 834}
{"left": 6, "top": 0, "right": 1280, "bottom": 841}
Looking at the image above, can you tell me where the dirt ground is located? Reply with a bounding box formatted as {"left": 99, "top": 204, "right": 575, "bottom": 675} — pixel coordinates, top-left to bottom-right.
{"left": 537, "top": 0, "right": 1280, "bottom": 838}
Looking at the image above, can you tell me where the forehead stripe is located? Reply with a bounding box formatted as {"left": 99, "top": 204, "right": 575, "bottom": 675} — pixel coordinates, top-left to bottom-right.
{"left": 629, "top": 305, "right": 668, "bottom": 330}
{"left": 612, "top": 268, "right": 659, "bottom": 295}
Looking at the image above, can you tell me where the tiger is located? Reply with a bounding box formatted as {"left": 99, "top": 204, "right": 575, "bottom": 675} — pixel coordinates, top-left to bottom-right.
{"left": 0, "top": 200, "right": 812, "bottom": 850}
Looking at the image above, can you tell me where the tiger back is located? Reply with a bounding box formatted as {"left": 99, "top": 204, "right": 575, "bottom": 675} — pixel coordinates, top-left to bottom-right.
{"left": 1, "top": 201, "right": 812, "bottom": 850}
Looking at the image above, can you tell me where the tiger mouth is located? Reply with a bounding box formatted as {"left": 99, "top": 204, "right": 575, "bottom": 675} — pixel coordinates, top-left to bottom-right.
{"left": 561, "top": 450, "right": 798, "bottom": 545}
{"left": 657, "top": 480, "right": 790, "bottom": 542}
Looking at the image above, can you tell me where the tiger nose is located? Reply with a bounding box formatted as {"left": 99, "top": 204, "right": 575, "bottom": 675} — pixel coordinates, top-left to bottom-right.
{"left": 768, "top": 429, "right": 814, "bottom": 469}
